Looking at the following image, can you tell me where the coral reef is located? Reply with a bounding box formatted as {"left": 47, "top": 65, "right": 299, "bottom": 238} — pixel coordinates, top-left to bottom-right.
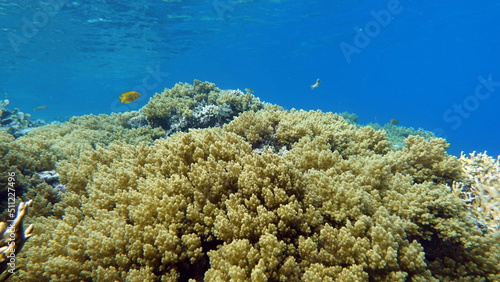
{"left": 1, "top": 80, "right": 276, "bottom": 221}
{"left": 140, "top": 80, "right": 282, "bottom": 135}
{"left": 1, "top": 81, "right": 498, "bottom": 281}
{"left": 368, "top": 123, "right": 435, "bottom": 150}
{"left": 3, "top": 111, "right": 164, "bottom": 173}
{"left": 0, "top": 111, "right": 165, "bottom": 221}
{"left": 450, "top": 151, "right": 500, "bottom": 233}
{"left": 338, "top": 111, "right": 358, "bottom": 124}
{"left": 13, "top": 107, "right": 499, "bottom": 281}
{"left": 224, "top": 109, "right": 392, "bottom": 158}
{"left": 37, "top": 171, "right": 66, "bottom": 198}
{"left": 0, "top": 100, "right": 45, "bottom": 138}
{"left": 0, "top": 200, "right": 34, "bottom": 281}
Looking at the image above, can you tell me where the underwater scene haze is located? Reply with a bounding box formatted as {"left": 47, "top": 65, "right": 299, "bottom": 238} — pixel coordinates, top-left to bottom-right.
{"left": 1, "top": 0, "right": 500, "bottom": 281}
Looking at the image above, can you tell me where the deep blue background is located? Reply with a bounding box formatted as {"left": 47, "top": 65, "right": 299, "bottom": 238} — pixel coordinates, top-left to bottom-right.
{"left": 1, "top": 0, "right": 499, "bottom": 156}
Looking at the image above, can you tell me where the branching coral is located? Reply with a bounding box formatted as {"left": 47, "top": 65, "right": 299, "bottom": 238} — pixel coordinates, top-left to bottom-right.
{"left": 0, "top": 200, "right": 34, "bottom": 281}
{"left": 450, "top": 151, "right": 500, "bottom": 233}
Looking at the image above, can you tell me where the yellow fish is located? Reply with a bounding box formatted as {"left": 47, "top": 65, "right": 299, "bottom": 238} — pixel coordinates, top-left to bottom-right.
{"left": 33, "top": 105, "right": 48, "bottom": 111}
{"left": 310, "top": 78, "right": 321, "bottom": 90}
{"left": 244, "top": 88, "right": 254, "bottom": 93}
{"left": 119, "top": 91, "right": 141, "bottom": 103}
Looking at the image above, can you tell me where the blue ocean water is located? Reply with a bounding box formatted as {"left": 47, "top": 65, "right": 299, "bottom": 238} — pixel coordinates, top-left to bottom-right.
{"left": 1, "top": 0, "right": 499, "bottom": 157}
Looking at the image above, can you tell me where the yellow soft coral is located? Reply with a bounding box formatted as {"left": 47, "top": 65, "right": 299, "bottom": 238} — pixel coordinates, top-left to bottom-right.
{"left": 5, "top": 85, "right": 498, "bottom": 281}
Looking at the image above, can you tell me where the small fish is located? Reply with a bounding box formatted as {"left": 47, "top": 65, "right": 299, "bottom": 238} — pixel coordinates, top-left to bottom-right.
{"left": 389, "top": 119, "right": 399, "bottom": 125}
{"left": 310, "top": 78, "right": 321, "bottom": 90}
{"left": 244, "top": 88, "right": 254, "bottom": 93}
{"left": 119, "top": 91, "right": 141, "bottom": 104}
{"left": 33, "top": 105, "right": 48, "bottom": 111}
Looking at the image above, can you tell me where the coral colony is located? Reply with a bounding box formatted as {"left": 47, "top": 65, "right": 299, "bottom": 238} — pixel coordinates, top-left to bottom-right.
{"left": 0, "top": 200, "right": 34, "bottom": 281}
{"left": 1, "top": 80, "right": 499, "bottom": 281}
